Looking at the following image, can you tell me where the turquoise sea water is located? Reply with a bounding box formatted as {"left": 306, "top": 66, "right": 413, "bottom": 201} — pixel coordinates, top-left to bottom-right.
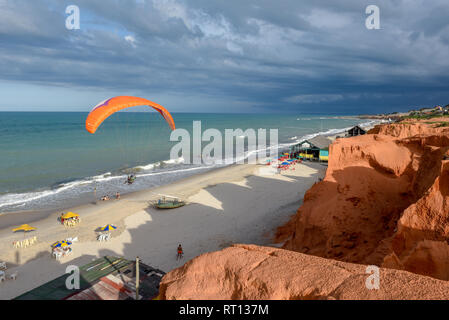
{"left": 0, "top": 111, "right": 371, "bottom": 213}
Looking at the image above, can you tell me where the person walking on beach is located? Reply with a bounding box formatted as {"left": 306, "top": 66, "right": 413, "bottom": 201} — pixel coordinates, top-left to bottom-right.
{"left": 115, "top": 192, "right": 120, "bottom": 200}
{"left": 177, "top": 244, "right": 184, "bottom": 260}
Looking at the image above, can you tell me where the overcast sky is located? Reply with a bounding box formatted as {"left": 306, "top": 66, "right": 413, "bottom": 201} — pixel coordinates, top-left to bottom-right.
{"left": 0, "top": 0, "right": 448, "bottom": 114}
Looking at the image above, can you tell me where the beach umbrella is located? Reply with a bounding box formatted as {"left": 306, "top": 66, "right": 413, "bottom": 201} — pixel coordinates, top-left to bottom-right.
{"left": 52, "top": 240, "right": 72, "bottom": 248}
{"left": 61, "top": 212, "right": 79, "bottom": 220}
{"left": 12, "top": 224, "right": 36, "bottom": 233}
{"left": 100, "top": 224, "right": 117, "bottom": 232}
{"left": 12, "top": 224, "right": 37, "bottom": 242}
{"left": 287, "top": 159, "right": 294, "bottom": 162}
{"left": 281, "top": 162, "right": 290, "bottom": 165}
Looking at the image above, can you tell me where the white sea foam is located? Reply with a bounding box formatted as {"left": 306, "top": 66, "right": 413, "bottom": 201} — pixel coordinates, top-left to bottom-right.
{"left": 0, "top": 119, "right": 381, "bottom": 213}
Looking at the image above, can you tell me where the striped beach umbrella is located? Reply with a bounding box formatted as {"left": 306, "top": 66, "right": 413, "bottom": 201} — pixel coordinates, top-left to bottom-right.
{"left": 100, "top": 224, "right": 117, "bottom": 232}
{"left": 52, "top": 240, "right": 72, "bottom": 248}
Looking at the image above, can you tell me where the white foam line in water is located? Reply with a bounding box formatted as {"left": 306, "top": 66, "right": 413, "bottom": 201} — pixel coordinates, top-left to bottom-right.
{"left": 0, "top": 120, "right": 383, "bottom": 211}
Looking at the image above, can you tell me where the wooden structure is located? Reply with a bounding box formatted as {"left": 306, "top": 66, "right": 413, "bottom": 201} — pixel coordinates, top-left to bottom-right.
{"left": 346, "top": 125, "right": 366, "bottom": 137}
{"left": 289, "top": 135, "right": 332, "bottom": 162}
{"left": 15, "top": 256, "right": 165, "bottom": 300}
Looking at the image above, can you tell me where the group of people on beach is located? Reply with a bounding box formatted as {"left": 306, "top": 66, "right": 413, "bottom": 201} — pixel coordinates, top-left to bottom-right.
{"left": 93, "top": 179, "right": 185, "bottom": 262}
{"left": 100, "top": 192, "right": 120, "bottom": 201}
{"left": 93, "top": 174, "right": 137, "bottom": 201}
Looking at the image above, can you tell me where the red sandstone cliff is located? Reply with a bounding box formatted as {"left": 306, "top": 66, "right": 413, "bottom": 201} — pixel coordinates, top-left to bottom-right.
{"left": 159, "top": 244, "right": 449, "bottom": 300}
{"left": 159, "top": 121, "right": 449, "bottom": 299}
{"left": 276, "top": 122, "right": 449, "bottom": 279}
{"left": 383, "top": 160, "right": 449, "bottom": 279}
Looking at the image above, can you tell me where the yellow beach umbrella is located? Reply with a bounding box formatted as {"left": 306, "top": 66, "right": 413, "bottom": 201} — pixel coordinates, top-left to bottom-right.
{"left": 12, "top": 224, "right": 36, "bottom": 232}
{"left": 13, "top": 224, "right": 36, "bottom": 241}
{"left": 61, "top": 212, "right": 79, "bottom": 220}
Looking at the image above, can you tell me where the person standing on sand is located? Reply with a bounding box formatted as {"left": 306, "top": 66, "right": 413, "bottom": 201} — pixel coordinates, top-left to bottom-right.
{"left": 177, "top": 244, "right": 184, "bottom": 260}
{"left": 115, "top": 192, "right": 120, "bottom": 200}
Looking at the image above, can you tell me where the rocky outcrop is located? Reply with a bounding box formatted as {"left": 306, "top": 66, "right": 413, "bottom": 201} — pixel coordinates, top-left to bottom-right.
{"left": 383, "top": 160, "right": 449, "bottom": 279}
{"left": 159, "top": 121, "right": 449, "bottom": 299}
{"left": 276, "top": 122, "right": 449, "bottom": 279}
{"left": 368, "top": 122, "right": 448, "bottom": 138}
{"left": 159, "top": 244, "right": 449, "bottom": 300}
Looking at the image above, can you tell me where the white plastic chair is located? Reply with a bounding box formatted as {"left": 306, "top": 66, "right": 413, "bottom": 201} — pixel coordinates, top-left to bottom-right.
{"left": 66, "top": 236, "right": 78, "bottom": 243}
{"left": 52, "top": 249, "right": 62, "bottom": 260}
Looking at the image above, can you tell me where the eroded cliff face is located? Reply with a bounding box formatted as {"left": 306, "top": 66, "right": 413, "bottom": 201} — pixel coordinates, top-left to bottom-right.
{"left": 368, "top": 122, "right": 448, "bottom": 138}
{"left": 159, "top": 121, "right": 449, "bottom": 299}
{"left": 159, "top": 244, "right": 449, "bottom": 300}
{"left": 277, "top": 122, "right": 449, "bottom": 278}
{"left": 383, "top": 160, "right": 449, "bottom": 279}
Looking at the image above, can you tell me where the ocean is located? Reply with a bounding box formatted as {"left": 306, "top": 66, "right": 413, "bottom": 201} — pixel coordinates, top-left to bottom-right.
{"left": 0, "top": 111, "right": 373, "bottom": 213}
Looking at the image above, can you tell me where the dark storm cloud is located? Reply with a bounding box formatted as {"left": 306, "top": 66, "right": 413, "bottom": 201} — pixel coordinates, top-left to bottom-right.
{"left": 0, "top": 0, "right": 448, "bottom": 113}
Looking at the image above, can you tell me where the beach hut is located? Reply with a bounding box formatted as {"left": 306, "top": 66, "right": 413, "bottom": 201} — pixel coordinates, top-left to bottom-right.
{"left": 289, "top": 135, "right": 332, "bottom": 161}
{"left": 319, "top": 150, "right": 329, "bottom": 161}
{"left": 346, "top": 125, "right": 366, "bottom": 137}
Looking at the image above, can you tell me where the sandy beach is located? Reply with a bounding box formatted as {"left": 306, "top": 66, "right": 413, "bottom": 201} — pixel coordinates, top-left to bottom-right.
{"left": 0, "top": 161, "right": 325, "bottom": 299}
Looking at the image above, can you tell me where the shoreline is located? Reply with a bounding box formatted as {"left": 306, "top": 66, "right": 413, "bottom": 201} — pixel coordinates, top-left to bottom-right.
{"left": 0, "top": 163, "right": 244, "bottom": 230}
{"left": 0, "top": 116, "right": 378, "bottom": 215}
{"left": 0, "top": 119, "right": 381, "bottom": 299}
{"left": 0, "top": 161, "right": 326, "bottom": 299}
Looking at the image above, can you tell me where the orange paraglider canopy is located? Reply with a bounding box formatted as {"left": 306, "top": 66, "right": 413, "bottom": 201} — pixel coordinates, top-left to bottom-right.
{"left": 85, "top": 96, "right": 176, "bottom": 134}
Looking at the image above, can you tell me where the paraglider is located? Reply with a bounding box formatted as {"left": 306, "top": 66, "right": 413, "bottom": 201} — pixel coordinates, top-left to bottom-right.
{"left": 85, "top": 96, "right": 176, "bottom": 186}
{"left": 126, "top": 174, "right": 136, "bottom": 185}
{"left": 85, "top": 96, "right": 175, "bottom": 134}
